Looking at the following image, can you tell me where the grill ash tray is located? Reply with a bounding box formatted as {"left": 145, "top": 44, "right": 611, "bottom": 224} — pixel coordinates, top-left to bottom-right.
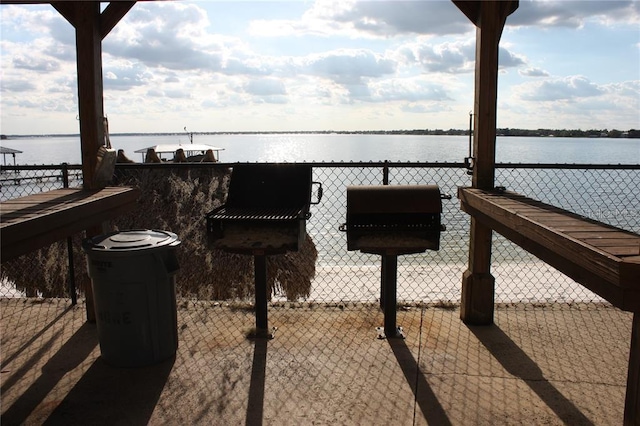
{"left": 352, "top": 232, "right": 439, "bottom": 255}
{"left": 207, "top": 222, "right": 303, "bottom": 254}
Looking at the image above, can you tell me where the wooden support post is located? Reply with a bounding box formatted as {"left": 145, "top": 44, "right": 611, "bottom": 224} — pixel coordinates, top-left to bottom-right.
{"left": 461, "top": 219, "right": 495, "bottom": 324}
{"left": 74, "top": 2, "right": 105, "bottom": 191}
{"left": 53, "top": 1, "right": 137, "bottom": 322}
{"left": 77, "top": 2, "right": 105, "bottom": 323}
{"left": 457, "top": 1, "right": 517, "bottom": 325}
{"left": 625, "top": 312, "right": 640, "bottom": 425}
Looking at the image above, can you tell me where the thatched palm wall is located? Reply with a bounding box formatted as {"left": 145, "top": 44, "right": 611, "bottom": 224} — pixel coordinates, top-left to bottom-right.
{"left": 2, "top": 166, "right": 317, "bottom": 301}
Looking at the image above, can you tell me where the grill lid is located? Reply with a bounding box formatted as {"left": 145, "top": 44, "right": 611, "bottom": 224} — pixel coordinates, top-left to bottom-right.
{"left": 341, "top": 184, "right": 446, "bottom": 254}
{"left": 226, "top": 163, "right": 313, "bottom": 210}
{"left": 346, "top": 185, "right": 442, "bottom": 215}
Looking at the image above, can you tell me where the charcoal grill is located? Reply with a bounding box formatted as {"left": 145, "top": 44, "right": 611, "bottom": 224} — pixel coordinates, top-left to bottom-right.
{"left": 340, "top": 185, "right": 450, "bottom": 338}
{"left": 206, "top": 164, "right": 322, "bottom": 337}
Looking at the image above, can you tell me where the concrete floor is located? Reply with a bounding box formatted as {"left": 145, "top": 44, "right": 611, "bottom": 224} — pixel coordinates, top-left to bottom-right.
{"left": 0, "top": 299, "right": 633, "bottom": 425}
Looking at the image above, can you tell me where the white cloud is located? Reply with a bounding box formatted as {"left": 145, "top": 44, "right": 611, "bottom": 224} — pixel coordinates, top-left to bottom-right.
{"left": 397, "top": 39, "right": 524, "bottom": 74}
{"left": 501, "top": 76, "right": 640, "bottom": 129}
{"left": 104, "top": 2, "right": 230, "bottom": 71}
{"left": 508, "top": 0, "right": 640, "bottom": 28}
{"left": 499, "top": 47, "right": 526, "bottom": 69}
{"left": 412, "top": 40, "right": 474, "bottom": 74}
{"left": 244, "top": 78, "right": 287, "bottom": 96}
{"left": 249, "top": 0, "right": 472, "bottom": 38}
{"left": 519, "top": 67, "right": 550, "bottom": 77}
{"left": 303, "top": 49, "right": 396, "bottom": 84}
{"left": 103, "top": 62, "right": 152, "bottom": 91}
{"left": 0, "top": 78, "right": 36, "bottom": 93}
{"left": 517, "top": 75, "right": 605, "bottom": 101}
{"left": 368, "top": 77, "right": 451, "bottom": 103}
{"left": 0, "top": 1, "right": 637, "bottom": 134}
{"left": 12, "top": 56, "right": 59, "bottom": 72}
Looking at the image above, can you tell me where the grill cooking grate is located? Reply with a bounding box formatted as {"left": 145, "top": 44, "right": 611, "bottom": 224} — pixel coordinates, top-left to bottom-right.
{"left": 207, "top": 206, "right": 306, "bottom": 221}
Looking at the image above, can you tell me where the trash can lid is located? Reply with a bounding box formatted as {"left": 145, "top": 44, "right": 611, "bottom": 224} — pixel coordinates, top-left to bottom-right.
{"left": 83, "top": 229, "right": 180, "bottom": 252}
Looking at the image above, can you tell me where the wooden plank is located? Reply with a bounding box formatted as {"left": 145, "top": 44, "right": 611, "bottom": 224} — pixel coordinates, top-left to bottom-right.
{"left": 583, "top": 238, "right": 640, "bottom": 247}
{"left": 550, "top": 224, "right": 615, "bottom": 232}
{"left": 1, "top": 187, "right": 139, "bottom": 263}
{"left": 566, "top": 231, "right": 636, "bottom": 239}
{"left": 601, "top": 247, "right": 640, "bottom": 257}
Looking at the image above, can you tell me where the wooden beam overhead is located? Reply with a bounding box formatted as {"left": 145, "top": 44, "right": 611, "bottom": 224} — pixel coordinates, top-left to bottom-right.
{"left": 51, "top": 2, "right": 76, "bottom": 27}
{"left": 452, "top": 0, "right": 480, "bottom": 26}
{"left": 49, "top": 1, "right": 138, "bottom": 40}
{"left": 100, "top": 1, "right": 136, "bottom": 39}
{"left": 453, "top": 0, "right": 519, "bottom": 27}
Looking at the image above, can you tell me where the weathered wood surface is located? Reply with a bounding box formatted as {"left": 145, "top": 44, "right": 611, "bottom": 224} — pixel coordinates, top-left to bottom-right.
{"left": 1, "top": 187, "right": 140, "bottom": 263}
{"left": 455, "top": 0, "right": 519, "bottom": 325}
{"left": 459, "top": 187, "right": 640, "bottom": 312}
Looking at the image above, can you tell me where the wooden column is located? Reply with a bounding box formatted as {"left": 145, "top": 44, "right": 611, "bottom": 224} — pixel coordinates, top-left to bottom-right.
{"left": 53, "top": 2, "right": 103, "bottom": 321}
{"left": 54, "top": 1, "right": 104, "bottom": 190}
{"left": 53, "top": 1, "right": 136, "bottom": 322}
{"left": 454, "top": 1, "right": 518, "bottom": 325}
{"left": 625, "top": 312, "right": 640, "bottom": 425}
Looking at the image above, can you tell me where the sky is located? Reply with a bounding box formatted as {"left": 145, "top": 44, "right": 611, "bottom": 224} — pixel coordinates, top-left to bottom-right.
{"left": 0, "top": 0, "right": 639, "bottom": 135}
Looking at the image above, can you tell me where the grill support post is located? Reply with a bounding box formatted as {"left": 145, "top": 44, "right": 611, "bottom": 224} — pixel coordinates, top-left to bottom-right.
{"left": 253, "top": 253, "right": 275, "bottom": 339}
{"left": 377, "top": 253, "right": 404, "bottom": 339}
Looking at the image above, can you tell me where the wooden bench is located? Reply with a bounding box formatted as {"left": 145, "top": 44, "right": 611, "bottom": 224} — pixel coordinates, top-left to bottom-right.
{"left": 458, "top": 187, "right": 640, "bottom": 424}
{"left": 1, "top": 187, "right": 140, "bottom": 263}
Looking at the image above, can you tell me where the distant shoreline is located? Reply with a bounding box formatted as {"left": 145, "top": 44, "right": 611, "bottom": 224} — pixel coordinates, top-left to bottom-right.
{"left": 2, "top": 128, "right": 639, "bottom": 139}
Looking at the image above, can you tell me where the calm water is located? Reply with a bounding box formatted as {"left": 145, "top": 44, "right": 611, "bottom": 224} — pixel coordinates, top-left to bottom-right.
{"left": 1, "top": 133, "right": 639, "bottom": 165}
{"left": 1, "top": 134, "right": 638, "bottom": 302}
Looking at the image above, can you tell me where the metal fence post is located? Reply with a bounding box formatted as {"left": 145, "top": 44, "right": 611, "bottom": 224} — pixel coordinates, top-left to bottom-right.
{"left": 380, "top": 161, "right": 390, "bottom": 309}
{"left": 383, "top": 160, "right": 389, "bottom": 185}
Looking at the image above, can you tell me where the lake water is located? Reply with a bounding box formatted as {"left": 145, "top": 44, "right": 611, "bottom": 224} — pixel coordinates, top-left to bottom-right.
{"left": 2, "top": 133, "right": 639, "bottom": 165}
{"left": 1, "top": 134, "right": 638, "bottom": 303}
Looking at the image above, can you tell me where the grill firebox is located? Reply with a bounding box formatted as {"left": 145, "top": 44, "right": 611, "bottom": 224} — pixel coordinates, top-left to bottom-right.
{"left": 207, "top": 164, "right": 320, "bottom": 253}
{"left": 341, "top": 184, "right": 449, "bottom": 338}
{"left": 205, "top": 164, "right": 321, "bottom": 337}
{"left": 342, "top": 185, "right": 445, "bottom": 254}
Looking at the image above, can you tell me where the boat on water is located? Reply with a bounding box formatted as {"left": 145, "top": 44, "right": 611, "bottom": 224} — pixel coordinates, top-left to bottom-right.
{"left": 133, "top": 143, "right": 224, "bottom": 162}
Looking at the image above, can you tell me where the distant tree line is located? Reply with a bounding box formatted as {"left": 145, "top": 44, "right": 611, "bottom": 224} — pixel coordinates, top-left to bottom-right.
{"left": 496, "top": 128, "right": 640, "bottom": 138}
{"left": 201, "top": 128, "right": 640, "bottom": 138}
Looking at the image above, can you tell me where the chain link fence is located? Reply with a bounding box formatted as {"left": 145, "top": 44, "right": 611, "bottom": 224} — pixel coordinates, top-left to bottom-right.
{"left": 1, "top": 162, "right": 638, "bottom": 306}
{"left": 3, "top": 161, "right": 637, "bottom": 425}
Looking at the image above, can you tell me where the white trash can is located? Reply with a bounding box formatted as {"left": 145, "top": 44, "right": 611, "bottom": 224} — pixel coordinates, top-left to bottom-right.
{"left": 83, "top": 229, "right": 180, "bottom": 367}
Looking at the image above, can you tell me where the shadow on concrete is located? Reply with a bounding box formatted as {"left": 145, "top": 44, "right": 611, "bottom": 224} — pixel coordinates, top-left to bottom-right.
{"left": 1, "top": 322, "right": 98, "bottom": 425}
{"left": 1, "top": 305, "right": 73, "bottom": 369}
{"left": 43, "top": 354, "right": 174, "bottom": 425}
{"left": 468, "top": 324, "right": 594, "bottom": 425}
{"left": 246, "top": 337, "right": 268, "bottom": 426}
{"left": 388, "top": 338, "right": 452, "bottom": 425}
{"left": 1, "top": 329, "right": 63, "bottom": 396}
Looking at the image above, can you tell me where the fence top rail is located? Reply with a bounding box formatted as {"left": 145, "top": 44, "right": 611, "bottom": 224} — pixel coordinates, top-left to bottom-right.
{"left": 1, "top": 162, "right": 639, "bottom": 171}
